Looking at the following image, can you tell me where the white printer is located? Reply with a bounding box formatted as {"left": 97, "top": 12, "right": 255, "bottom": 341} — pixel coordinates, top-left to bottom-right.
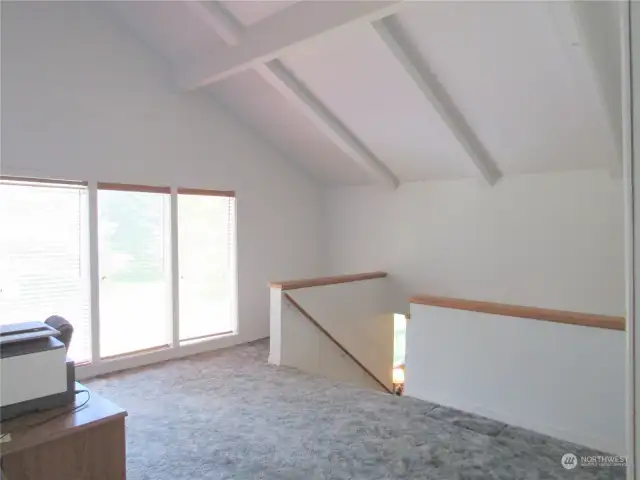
{"left": 0, "top": 321, "right": 76, "bottom": 420}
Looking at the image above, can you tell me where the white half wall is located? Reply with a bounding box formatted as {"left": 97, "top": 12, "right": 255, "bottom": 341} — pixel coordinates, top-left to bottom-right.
{"left": 1, "top": 1, "right": 325, "bottom": 343}
{"left": 326, "top": 171, "right": 625, "bottom": 316}
{"left": 406, "top": 304, "right": 626, "bottom": 454}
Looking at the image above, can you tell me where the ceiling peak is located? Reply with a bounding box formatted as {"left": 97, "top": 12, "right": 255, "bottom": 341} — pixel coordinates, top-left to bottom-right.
{"left": 184, "top": 1, "right": 243, "bottom": 46}
{"left": 177, "top": 1, "right": 404, "bottom": 91}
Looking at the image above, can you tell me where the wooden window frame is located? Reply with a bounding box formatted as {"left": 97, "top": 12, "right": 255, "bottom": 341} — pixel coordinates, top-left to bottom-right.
{"left": 97, "top": 182, "right": 170, "bottom": 194}
{"left": 0, "top": 176, "right": 88, "bottom": 187}
{"left": 176, "top": 187, "right": 235, "bottom": 197}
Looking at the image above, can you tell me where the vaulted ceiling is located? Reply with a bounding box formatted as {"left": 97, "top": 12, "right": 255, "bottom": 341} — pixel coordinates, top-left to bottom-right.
{"left": 109, "top": 1, "right": 623, "bottom": 188}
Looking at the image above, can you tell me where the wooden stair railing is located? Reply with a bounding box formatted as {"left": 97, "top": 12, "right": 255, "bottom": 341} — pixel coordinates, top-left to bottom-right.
{"left": 270, "top": 271, "right": 387, "bottom": 290}
{"left": 410, "top": 295, "right": 625, "bottom": 331}
{"left": 284, "top": 293, "right": 393, "bottom": 394}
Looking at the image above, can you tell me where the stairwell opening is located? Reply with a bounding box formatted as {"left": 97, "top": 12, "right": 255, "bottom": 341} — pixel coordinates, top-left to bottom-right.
{"left": 393, "top": 313, "right": 407, "bottom": 395}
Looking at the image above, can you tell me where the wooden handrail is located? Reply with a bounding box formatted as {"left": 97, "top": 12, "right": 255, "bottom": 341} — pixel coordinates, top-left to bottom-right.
{"left": 284, "top": 293, "right": 393, "bottom": 393}
{"left": 270, "top": 272, "right": 387, "bottom": 291}
{"left": 409, "top": 295, "right": 625, "bottom": 331}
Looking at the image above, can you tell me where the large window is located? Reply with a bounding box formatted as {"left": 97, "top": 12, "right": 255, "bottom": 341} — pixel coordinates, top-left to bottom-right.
{"left": 0, "top": 178, "right": 237, "bottom": 367}
{"left": 178, "top": 189, "right": 236, "bottom": 341}
{"left": 0, "top": 179, "right": 91, "bottom": 363}
{"left": 98, "top": 185, "right": 172, "bottom": 357}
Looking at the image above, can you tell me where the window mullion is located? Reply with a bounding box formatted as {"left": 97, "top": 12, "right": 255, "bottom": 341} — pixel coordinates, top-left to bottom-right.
{"left": 170, "top": 188, "right": 180, "bottom": 347}
{"left": 88, "top": 180, "right": 101, "bottom": 364}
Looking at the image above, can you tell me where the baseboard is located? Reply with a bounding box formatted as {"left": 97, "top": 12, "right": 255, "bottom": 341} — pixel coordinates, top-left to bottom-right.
{"left": 406, "top": 388, "right": 626, "bottom": 456}
{"left": 77, "top": 333, "right": 264, "bottom": 380}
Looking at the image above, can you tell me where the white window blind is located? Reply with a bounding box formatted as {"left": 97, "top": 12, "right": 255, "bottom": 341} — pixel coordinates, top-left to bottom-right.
{"left": 177, "top": 192, "right": 236, "bottom": 341}
{"left": 0, "top": 180, "right": 91, "bottom": 363}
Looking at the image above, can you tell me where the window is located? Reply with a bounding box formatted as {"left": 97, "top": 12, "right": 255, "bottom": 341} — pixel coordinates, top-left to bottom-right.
{"left": 0, "top": 179, "right": 91, "bottom": 363}
{"left": 177, "top": 190, "right": 236, "bottom": 341}
{"left": 97, "top": 185, "right": 172, "bottom": 358}
{"left": 0, "top": 178, "right": 237, "bottom": 370}
{"left": 393, "top": 313, "right": 406, "bottom": 367}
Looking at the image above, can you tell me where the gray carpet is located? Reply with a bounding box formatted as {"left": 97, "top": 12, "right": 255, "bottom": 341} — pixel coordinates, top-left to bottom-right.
{"left": 87, "top": 339, "right": 624, "bottom": 479}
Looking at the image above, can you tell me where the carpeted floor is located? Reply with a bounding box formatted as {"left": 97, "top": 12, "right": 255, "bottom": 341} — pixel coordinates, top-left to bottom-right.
{"left": 87, "top": 339, "right": 624, "bottom": 480}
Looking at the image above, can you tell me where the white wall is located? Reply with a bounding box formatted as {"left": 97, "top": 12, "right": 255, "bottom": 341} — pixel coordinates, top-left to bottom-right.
{"left": 285, "top": 279, "right": 395, "bottom": 388}
{"left": 281, "top": 295, "right": 384, "bottom": 391}
{"left": 1, "top": 1, "right": 325, "bottom": 343}
{"left": 407, "top": 304, "right": 627, "bottom": 454}
{"left": 326, "top": 170, "right": 625, "bottom": 316}
{"left": 629, "top": 2, "right": 640, "bottom": 475}
{"left": 269, "top": 282, "right": 394, "bottom": 392}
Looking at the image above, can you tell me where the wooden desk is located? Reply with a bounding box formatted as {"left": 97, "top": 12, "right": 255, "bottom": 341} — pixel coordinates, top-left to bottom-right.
{"left": 0, "top": 383, "right": 127, "bottom": 480}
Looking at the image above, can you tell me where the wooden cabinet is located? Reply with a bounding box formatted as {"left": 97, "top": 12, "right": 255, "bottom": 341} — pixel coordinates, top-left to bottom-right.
{"left": 0, "top": 383, "right": 127, "bottom": 480}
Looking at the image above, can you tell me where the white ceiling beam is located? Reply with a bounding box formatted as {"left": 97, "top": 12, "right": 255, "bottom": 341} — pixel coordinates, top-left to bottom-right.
{"left": 256, "top": 60, "right": 399, "bottom": 189}
{"left": 183, "top": 1, "right": 243, "bottom": 46}
{"left": 373, "top": 17, "right": 502, "bottom": 186}
{"left": 186, "top": 0, "right": 400, "bottom": 187}
{"left": 178, "top": 0, "right": 404, "bottom": 90}
{"left": 550, "top": 2, "right": 622, "bottom": 176}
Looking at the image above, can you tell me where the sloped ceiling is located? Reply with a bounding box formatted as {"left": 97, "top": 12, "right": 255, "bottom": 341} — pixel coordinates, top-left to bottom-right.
{"left": 108, "top": 0, "right": 622, "bottom": 188}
